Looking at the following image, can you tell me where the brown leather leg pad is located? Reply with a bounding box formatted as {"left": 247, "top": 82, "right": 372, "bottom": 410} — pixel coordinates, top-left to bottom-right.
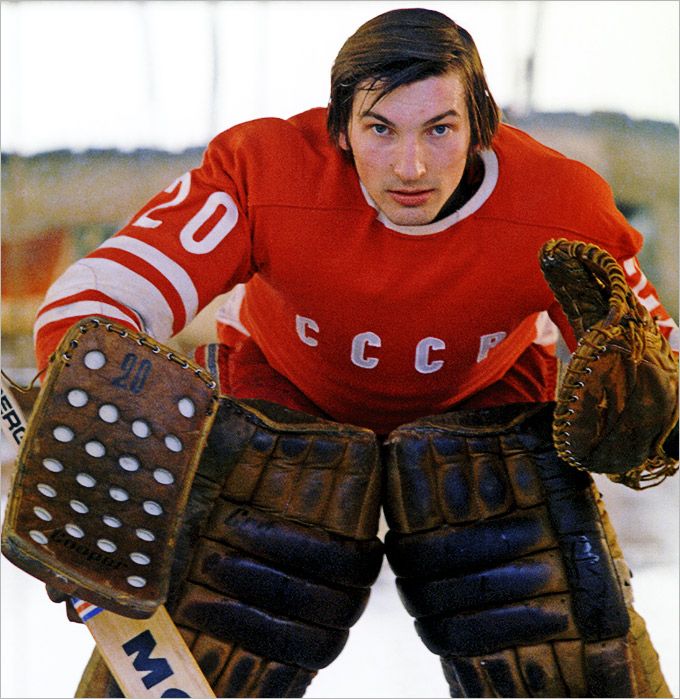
{"left": 168, "top": 398, "right": 384, "bottom": 697}
{"left": 385, "top": 402, "right": 671, "bottom": 698}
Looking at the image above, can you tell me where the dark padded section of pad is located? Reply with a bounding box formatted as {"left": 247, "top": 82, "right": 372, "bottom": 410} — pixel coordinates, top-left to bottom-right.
{"left": 583, "top": 638, "right": 637, "bottom": 698}
{"left": 164, "top": 397, "right": 384, "bottom": 692}
{"left": 206, "top": 501, "right": 384, "bottom": 588}
{"left": 396, "top": 551, "right": 567, "bottom": 617}
{"left": 441, "top": 645, "right": 574, "bottom": 698}
{"left": 415, "top": 595, "right": 577, "bottom": 657}
{"left": 385, "top": 506, "right": 556, "bottom": 578}
{"left": 384, "top": 403, "right": 552, "bottom": 533}
{"left": 199, "top": 398, "right": 382, "bottom": 540}
{"left": 535, "top": 449, "right": 630, "bottom": 640}
{"left": 189, "top": 538, "right": 371, "bottom": 629}
{"left": 184, "top": 633, "right": 316, "bottom": 697}
{"left": 384, "top": 401, "right": 635, "bottom": 699}
{"left": 174, "top": 583, "right": 349, "bottom": 671}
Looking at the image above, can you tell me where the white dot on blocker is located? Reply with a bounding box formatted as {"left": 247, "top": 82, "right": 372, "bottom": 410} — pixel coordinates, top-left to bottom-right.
{"left": 118, "top": 455, "right": 140, "bottom": 472}
{"left": 84, "top": 350, "right": 107, "bottom": 370}
{"left": 53, "top": 426, "right": 75, "bottom": 443}
{"left": 127, "top": 576, "right": 147, "bottom": 588}
{"left": 33, "top": 507, "right": 53, "bottom": 522}
{"left": 164, "top": 434, "right": 183, "bottom": 452}
{"left": 37, "top": 483, "right": 57, "bottom": 498}
{"left": 76, "top": 473, "right": 97, "bottom": 488}
{"left": 70, "top": 500, "right": 89, "bottom": 514}
{"left": 135, "top": 528, "right": 155, "bottom": 542}
{"left": 29, "top": 531, "right": 49, "bottom": 545}
{"left": 99, "top": 404, "right": 119, "bottom": 423}
{"left": 97, "top": 539, "right": 117, "bottom": 553}
{"left": 143, "top": 500, "right": 163, "bottom": 516}
{"left": 65, "top": 523, "right": 85, "bottom": 538}
{"left": 85, "top": 441, "right": 106, "bottom": 458}
{"left": 132, "top": 420, "right": 151, "bottom": 438}
{"left": 42, "top": 458, "right": 64, "bottom": 473}
{"left": 153, "top": 468, "right": 174, "bottom": 485}
{"left": 67, "top": 389, "right": 89, "bottom": 408}
{"left": 130, "top": 552, "right": 151, "bottom": 565}
{"left": 102, "top": 515, "right": 122, "bottom": 528}
{"left": 109, "top": 487, "right": 129, "bottom": 502}
{"left": 178, "top": 397, "right": 196, "bottom": 418}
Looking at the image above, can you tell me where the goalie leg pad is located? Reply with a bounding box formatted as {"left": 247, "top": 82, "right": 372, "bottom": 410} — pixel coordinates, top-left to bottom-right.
{"left": 384, "top": 402, "right": 669, "bottom": 698}
{"left": 170, "top": 398, "right": 384, "bottom": 696}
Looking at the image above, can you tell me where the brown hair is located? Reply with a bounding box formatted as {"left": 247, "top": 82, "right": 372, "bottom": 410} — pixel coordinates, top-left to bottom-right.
{"left": 327, "top": 8, "right": 501, "bottom": 160}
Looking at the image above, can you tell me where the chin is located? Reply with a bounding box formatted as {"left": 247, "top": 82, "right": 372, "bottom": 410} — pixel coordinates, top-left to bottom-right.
{"left": 377, "top": 196, "right": 442, "bottom": 227}
{"left": 383, "top": 208, "right": 436, "bottom": 226}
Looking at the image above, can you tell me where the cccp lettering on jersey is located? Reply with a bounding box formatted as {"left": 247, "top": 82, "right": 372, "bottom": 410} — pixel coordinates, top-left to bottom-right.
{"left": 295, "top": 315, "right": 506, "bottom": 373}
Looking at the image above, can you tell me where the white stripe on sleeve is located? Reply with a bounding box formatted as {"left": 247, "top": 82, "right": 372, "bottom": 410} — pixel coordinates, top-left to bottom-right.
{"left": 669, "top": 326, "right": 680, "bottom": 353}
{"left": 622, "top": 256, "right": 666, "bottom": 314}
{"left": 98, "top": 236, "right": 199, "bottom": 324}
{"left": 34, "top": 302, "right": 142, "bottom": 341}
{"left": 639, "top": 294, "right": 662, "bottom": 312}
{"left": 657, "top": 318, "right": 680, "bottom": 352}
{"left": 37, "top": 258, "right": 175, "bottom": 341}
{"left": 215, "top": 284, "right": 249, "bottom": 335}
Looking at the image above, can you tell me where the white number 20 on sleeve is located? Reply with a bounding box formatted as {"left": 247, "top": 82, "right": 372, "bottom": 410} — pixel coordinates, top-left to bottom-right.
{"left": 132, "top": 173, "right": 239, "bottom": 254}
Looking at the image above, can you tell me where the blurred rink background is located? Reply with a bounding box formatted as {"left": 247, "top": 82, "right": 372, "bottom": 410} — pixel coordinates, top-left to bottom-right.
{"left": 1, "top": 1, "right": 678, "bottom": 697}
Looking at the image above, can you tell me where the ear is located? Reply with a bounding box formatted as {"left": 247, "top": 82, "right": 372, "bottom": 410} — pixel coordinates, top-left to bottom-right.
{"left": 338, "top": 131, "right": 350, "bottom": 152}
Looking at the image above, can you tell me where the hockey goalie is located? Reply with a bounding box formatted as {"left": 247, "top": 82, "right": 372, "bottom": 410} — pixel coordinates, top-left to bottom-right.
{"left": 3, "top": 7, "right": 679, "bottom": 698}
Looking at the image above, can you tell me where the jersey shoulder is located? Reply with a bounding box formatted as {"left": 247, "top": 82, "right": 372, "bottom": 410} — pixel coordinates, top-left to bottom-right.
{"left": 494, "top": 123, "right": 608, "bottom": 189}
{"left": 202, "top": 108, "right": 357, "bottom": 208}
{"left": 490, "top": 123, "right": 642, "bottom": 256}
{"left": 212, "top": 108, "right": 329, "bottom": 151}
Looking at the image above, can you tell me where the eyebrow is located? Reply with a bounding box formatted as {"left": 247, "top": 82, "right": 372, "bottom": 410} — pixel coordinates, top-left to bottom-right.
{"left": 360, "top": 109, "right": 461, "bottom": 127}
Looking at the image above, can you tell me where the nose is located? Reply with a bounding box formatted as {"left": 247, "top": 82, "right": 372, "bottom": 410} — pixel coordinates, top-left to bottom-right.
{"left": 392, "top": 138, "right": 426, "bottom": 181}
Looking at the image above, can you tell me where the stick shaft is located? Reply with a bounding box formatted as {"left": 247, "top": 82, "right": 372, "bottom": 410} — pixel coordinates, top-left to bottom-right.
{"left": 73, "top": 600, "right": 215, "bottom": 697}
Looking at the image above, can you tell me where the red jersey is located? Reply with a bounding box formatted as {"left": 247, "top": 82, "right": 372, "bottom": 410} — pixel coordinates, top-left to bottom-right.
{"left": 35, "top": 109, "right": 677, "bottom": 433}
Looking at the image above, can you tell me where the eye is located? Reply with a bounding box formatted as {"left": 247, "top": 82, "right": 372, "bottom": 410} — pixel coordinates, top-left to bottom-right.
{"left": 371, "top": 123, "right": 390, "bottom": 136}
{"left": 429, "top": 124, "right": 451, "bottom": 136}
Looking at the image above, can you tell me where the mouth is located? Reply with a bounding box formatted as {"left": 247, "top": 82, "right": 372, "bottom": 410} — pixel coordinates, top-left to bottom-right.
{"left": 387, "top": 189, "right": 435, "bottom": 207}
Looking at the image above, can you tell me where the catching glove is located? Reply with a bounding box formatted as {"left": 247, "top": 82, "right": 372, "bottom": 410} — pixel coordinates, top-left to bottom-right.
{"left": 539, "top": 238, "right": 678, "bottom": 489}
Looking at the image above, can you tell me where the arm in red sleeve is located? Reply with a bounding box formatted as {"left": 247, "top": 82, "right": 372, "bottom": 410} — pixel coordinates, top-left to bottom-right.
{"left": 33, "top": 130, "right": 257, "bottom": 372}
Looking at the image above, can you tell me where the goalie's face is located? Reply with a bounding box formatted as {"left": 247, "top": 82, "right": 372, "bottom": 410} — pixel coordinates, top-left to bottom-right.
{"left": 341, "top": 71, "right": 472, "bottom": 227}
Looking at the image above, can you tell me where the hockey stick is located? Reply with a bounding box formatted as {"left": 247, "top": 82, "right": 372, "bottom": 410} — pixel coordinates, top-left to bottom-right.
{"left": 1, "top": 372, "right": 215, "bottom": 698}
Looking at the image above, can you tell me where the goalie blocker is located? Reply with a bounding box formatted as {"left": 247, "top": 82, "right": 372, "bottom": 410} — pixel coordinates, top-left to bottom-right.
{"left": 1, "top": 317, "right": 220, "bottom": 617}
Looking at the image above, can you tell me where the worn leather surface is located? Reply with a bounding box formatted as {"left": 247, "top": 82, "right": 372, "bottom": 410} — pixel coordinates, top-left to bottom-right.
{"left": 385, "top": 402, "right": 670, "bottom": 697}
{"left": 540, "top": 238, "right": 678, "bottom": 487}
{"left": 164, "top": 397, "right": 383, "bottom": 696}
